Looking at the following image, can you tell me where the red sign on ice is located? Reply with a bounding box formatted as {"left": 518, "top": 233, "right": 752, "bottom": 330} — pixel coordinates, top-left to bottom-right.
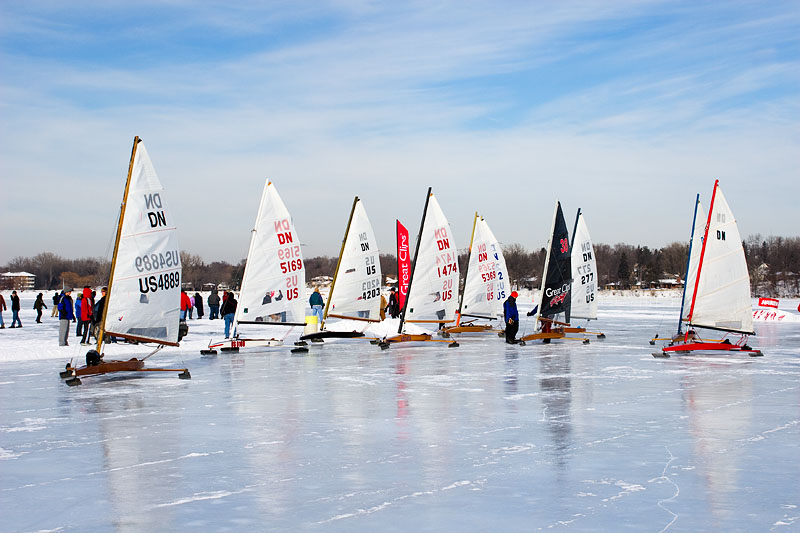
{"left": 757, "top": 297, "right": 779, "bottom": 309}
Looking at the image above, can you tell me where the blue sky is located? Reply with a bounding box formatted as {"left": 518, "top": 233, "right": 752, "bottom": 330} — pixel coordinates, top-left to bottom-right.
{"left": 1, "top": 1, "right": 798, "bottom": 265}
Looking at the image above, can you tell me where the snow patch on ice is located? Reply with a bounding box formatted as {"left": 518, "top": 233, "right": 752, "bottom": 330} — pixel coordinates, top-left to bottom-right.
{"left": 156, "top": 488, "right": 253, "bottom": 508}
{"left": 0, "top": 447, "right": 24, "bottom": 460}
{"left": 1, "top": 417, "right": 47, "bottom": 433}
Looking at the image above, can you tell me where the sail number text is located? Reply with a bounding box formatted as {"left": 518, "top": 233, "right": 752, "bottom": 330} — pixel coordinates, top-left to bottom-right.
{"left": 139, "top": 271, "right": 180, "bottom": 293}
{"left": 135, "top": 250, "right": 180, "bottom": 273}
{"left": 362, "top": 278, "right": 381, "bottom": 300}
{"left": 280, "top": 259, "right": 303, "bottom": 274}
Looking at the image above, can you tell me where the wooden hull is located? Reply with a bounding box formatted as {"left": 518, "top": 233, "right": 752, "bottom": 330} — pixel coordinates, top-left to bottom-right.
{"left": 519, "top": 332, "right": 566, "bottom": 341}
{"left": 443, "top": 324, "right": 493, "bottom": 334}
{"left": 74, "top": 358, "right": 145, "bottom": 376}
{"left": 61, "top": 358, "right": 191, "bottom": 384}
{"left": 385, "top": 333, "right": 433, "bottom": 343}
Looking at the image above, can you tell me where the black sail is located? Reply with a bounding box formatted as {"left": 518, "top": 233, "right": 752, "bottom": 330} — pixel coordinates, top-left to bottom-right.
{"left": 541, "top": 202, "right": 572, "bottom": 322}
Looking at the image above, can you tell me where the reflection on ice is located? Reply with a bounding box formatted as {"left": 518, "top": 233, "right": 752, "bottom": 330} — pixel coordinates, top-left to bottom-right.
{"left": 0, "top": 298, "right": 798, "bottom": 531}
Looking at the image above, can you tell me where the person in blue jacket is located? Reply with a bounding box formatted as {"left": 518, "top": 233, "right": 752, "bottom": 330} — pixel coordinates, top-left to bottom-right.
{"left": 57, "top": 288, "right": 75, "bottom": 346}
{"left": 503, "top": 291, "right": 519, "bottom": 344}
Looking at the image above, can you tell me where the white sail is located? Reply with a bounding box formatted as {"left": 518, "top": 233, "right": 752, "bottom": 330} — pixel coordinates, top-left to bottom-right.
{"left": 461, "top": 216, "right": 509, "bottom": 319}
{"left": 681, "top": 200, "right": 706, "bottom": 323}
{"left": 325, "top": 198, "right": 382, "bottom": 323}
{"left": 404, "top": 193, "right": 459, "bottom": 325}
{"left": 104, "top": 141, "right": 181, "bottom": 344}
{"left": 234, "top": 181, "right": 306, "bottom": 327}
{"left": 689, "top": 183, "right": 754, "bottom": 334}
{"left": 570, "top": 212, "right": 598, "bottom": 320}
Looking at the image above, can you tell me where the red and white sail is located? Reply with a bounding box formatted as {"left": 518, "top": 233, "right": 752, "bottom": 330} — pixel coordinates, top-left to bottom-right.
{"left": 461, "top": 215, "right": 509, "bottom": 319}
{"left": 234, "top": 181, "right": 306, "bottom": 327}
{"left": 403, "top": 192, "right": 459, "bottom": 326}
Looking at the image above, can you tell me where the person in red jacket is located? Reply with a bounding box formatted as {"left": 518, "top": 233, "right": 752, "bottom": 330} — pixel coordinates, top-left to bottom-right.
{"left": 80, "top": 286, "right": 94, "bottom": 345}
{"left": 180, "top": 290, "right": 192, "bottom": 321}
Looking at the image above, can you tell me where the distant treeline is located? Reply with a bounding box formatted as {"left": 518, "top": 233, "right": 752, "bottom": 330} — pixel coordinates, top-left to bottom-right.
{"left": 3, "top": 235, "right": 798, "bottom": 296}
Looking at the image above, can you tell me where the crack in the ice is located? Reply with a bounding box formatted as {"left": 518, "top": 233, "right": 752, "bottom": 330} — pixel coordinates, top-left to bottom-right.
{"left": 649, "top": 445, "right": 679, "bottom": 532}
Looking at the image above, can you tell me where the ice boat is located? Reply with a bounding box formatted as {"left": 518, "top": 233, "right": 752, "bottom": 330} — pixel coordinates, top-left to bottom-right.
{"left": 379, "top": 188, "right": 459, "bottom": 347}
{"left": 519, "top": 201, "right": 589, "bottom": 345}
{"left": 444, "top": 213, "right": 509, "bottom": 335}
{"left": 202, "top": 181, "right": 306, "bottom": 355}
{"left": 300, "top": 196, "right": 382, "bottom": 342}
{"left": 653, "top": 180, "right": 762, "bottom": 357}
{"left": 61, "top": 137, "right": 190, "bottom": 385}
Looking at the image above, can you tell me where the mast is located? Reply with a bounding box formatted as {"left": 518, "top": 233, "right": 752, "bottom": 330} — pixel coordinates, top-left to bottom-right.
{"left": 455, "top": 212, "right": 479, "bottom": 324}
{"left": 321, "top": 196, "right": 359, "bottom": 330}
{"left": 687, "top": 180, "right": 718, "bottom": 324}
{"left": 571, "top": 208, "right": 581, "bottom": 251}
{"left": 398, "top": 187, "right": 432, "bottom": 334}
{"left": 96, "top": 136, "right": 140, "bottom": 354}
{"left": 677, "top": 194, "right": 700, "bottom": 335}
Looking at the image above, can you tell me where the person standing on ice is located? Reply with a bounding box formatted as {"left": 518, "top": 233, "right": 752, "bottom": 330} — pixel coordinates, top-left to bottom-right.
{"left": 33, "top": 293, "right": 47, "bottom": 323}
{"left": 79, "top": 286, "right": 94, "bottom": 345}
{"left": 51, "top": 291, "right": 60, "bottom": 317}
{"left": 309, "top": 287, "right": 324, "bottom": 324}
{"left": 57, "top": 288, "right": 75, "bottom": 346}
{"left": 207, "top": 290, "right": 220, "bottom": 320}
{"left": 503, "top": 291, "right": 520, "bottom": 344}
{"left": 180, "top": 290, "right": 192, "bottom": 321}
{"left": 220, "top": 291, "right": 237, "bottom": 339}
{"left": 0, "top": 292, "right": 6, "bottom": 328}
{"left": 194, "top": 292, "right": 204, "bottom": 319}
{"left": 10, "top": 290, "right": 22, "bottom": 328}
{"left": 386, "top": 287, "right": 400, "bottom": 319}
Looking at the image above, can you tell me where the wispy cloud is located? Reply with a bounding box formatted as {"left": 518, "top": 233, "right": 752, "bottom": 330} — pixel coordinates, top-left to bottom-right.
{"left": 0, "top": 1, "right": 798, "bottom": 263}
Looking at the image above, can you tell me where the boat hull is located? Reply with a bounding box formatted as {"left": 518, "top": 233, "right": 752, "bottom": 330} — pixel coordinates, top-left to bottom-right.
{"left": 661, "top": 341, "right": 762, "bottom": 356}
{"left": 208, "top": 338, "right": 283, "bottom": 351}
{"left": 299, "top": 331, "right": 365, "bottom": 341}
{"left": 443, "top": 324, "right": 493, "bottom": 334}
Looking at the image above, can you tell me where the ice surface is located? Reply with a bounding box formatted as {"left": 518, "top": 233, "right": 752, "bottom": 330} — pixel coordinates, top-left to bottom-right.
{"left": 1, "top": 292, "right": 799, "bottom": 531}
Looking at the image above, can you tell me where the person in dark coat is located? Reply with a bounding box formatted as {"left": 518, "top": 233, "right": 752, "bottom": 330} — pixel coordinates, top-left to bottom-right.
{"left": 0, "top": 293, "right": 6, "bottom": 328}
{"left": 10, "top": 290, "right": 22, "bottom": 328}
{"left": 220, "top": 292, "right": 237, "bottom": 339}
{"left": 58, "top": 288, "right": 75, "bottom": 346}
{"left": 207, "top": 290, "right": 220, "bottom": 320}
{"left": 194, "top": 292, "right": 204, "bottom": 319}
{"left": 503, "top": 291, "right": 519, "bottom": 344}
{"left": 33, "top": 293, "right": 47, "bottom": 323}
{"left": 51, "top": 291, "right": 60, "bottom": 317}
{"left": 386, "top": 287, "right": 401, "bottom": 319}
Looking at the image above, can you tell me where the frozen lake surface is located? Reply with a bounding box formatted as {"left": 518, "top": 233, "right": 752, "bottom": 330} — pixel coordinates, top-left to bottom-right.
{"left": 2, "top": 295, "right": 799, "bottom": 531}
